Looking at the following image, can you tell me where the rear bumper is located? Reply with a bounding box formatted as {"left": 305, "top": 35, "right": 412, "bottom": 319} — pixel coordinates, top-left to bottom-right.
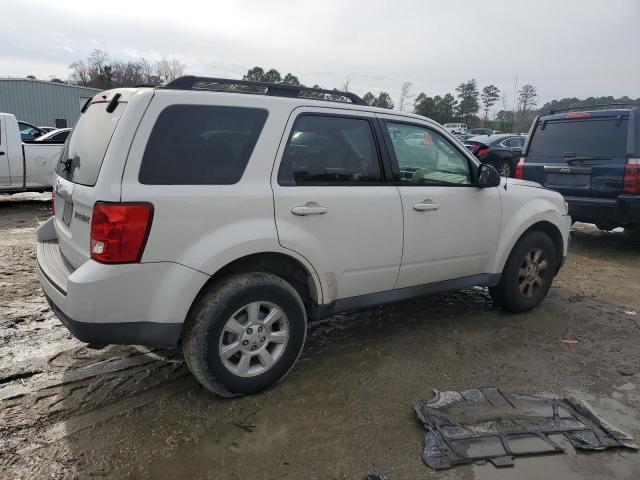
{"left": 565, "top": 195, "right": 640, "bottom": 226}
{"left": 36, "top": 217, "right": 209, "bottom": 348}
{"left": 44, "top": 293, "right": 183, "bottom": 348}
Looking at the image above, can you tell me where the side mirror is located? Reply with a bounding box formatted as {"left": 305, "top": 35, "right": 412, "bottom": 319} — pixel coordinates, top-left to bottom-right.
{"left": 477, "top": 164, "right": 501, "bottom": 188}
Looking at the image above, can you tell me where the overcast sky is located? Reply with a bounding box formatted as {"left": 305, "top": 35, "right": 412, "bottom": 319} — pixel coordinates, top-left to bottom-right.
{"left": 1, "top": 0, "right": 638, "bottom": 109}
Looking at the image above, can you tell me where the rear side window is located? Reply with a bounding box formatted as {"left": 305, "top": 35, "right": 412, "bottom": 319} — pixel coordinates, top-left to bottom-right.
{"left": 56, "top": 103, "right": 126, "bottom": 186}
{"left": 529, "top": 118, "right": 629, "bottom": 158}
{"left": 278, "top": 115, "right": 384, "bottom": 186}
{"left": 139, "top": 105, "right": 268, "bottom": 185}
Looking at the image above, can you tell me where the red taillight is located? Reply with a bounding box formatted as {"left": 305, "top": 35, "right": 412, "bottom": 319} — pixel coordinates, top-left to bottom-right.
{"left": 514, "top": 158, "right": 525, "bottom": 179}
{"left": 623, "top": 158, "right": 640, "bottom": 193}
{"left": 51, "top": 195, "right": 56, "bottom": 216}
{"left": 477, "top": 147, "right": 490, "bottom": 158}
{"left": 90, "top": 202, "right": 154, "bottom": 264}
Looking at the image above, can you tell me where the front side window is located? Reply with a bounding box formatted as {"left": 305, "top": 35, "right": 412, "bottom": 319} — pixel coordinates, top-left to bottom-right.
{"left": 139, "top": 105, "right": 268, "bottom": 185}
{"left": 278, "top": 115, "right": 383, "bottom": 185}
{"left": 386, "top": 122, "right": 471, "bottom": 185}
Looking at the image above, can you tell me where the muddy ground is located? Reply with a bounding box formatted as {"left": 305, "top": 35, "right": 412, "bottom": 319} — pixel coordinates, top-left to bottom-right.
{"left": 1, "top": 193, "right": 639, "bottom": 480}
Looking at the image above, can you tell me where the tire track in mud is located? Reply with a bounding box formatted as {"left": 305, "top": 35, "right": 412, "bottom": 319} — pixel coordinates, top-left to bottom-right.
{"left": 0, "top": 347, "right": 192, "bottom": 476}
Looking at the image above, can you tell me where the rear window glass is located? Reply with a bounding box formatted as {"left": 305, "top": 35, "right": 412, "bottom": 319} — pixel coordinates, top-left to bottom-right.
{"left": 139, "top": 105, "right": 268, "bottom": 185}
{"left": 529, "top": 118, "right": 629, "bottom": 158}
{"left": 56, "top": 102, "right": 126, "bottom": 186}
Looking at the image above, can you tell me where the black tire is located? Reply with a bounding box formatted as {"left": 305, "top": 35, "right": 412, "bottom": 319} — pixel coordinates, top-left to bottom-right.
{"left": 499, "top": 159, "right": 512, "bottom": 178}
{"left": 489, "top": 231, "right": 557, "bottom": 313}
{"left": 182, "top": 272, "right": 307, "bottom": 397}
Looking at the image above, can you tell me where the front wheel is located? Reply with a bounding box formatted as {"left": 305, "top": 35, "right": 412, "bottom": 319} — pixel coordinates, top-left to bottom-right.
{"left": 182, "top": 272, "right": 307, "bottom": 397}
{"left": 489, "top": 231, "right": 557, "bottom": 312}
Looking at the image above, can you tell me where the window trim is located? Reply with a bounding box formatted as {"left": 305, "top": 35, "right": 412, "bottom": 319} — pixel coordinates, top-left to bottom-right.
{"left": 277, "top": 112, "right": 394, "bottom": 187}
{"left": 378, "top": 118, "right": 480, "bottom": 187}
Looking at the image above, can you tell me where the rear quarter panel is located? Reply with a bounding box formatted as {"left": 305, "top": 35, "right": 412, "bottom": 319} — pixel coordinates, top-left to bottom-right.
{"left": 120, "top": 91, "right": 326, "bottom": 303}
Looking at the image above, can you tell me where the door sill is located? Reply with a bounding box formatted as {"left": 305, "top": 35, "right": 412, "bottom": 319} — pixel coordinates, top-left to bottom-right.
{"left": 312, "top": 273, "right": 500, "bottom": 320}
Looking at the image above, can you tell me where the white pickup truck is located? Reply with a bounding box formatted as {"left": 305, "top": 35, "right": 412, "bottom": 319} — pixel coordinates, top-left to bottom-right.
{"left": 0, "top": 113, "right": 66, "bottom": 193}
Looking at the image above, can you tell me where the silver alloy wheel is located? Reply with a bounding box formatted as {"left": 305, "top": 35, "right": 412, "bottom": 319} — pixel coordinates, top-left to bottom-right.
{"left": 499, "top": 161, "right": 511, "bottom": 177}
{"left": 218, "top": 301, "right": 289, "bottom": 377}
{"left": 517, "top": 248, "right": 549, "bottom": 297}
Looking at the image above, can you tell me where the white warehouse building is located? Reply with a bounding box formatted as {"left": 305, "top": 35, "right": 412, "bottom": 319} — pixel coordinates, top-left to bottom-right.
{"left": 0, "top": 78, "right": 101, "bottom": 128}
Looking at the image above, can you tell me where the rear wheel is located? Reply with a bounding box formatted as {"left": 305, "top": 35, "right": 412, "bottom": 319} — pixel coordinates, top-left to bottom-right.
{"left": 489, "top": 231, "right": 557, "bottom": 312}
{"left": 182, "top": 272, "right": 307, "bottom": 397}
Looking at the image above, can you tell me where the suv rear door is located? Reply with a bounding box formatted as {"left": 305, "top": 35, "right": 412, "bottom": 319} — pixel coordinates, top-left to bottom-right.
{"left": 272, "top": 107, "right": 403, "bottom": 301}
{"left": 53, "top": 90, "right": 150, "bottom": 268}
{"left": 523, "top": 112, "right": 631, "bottom": 198}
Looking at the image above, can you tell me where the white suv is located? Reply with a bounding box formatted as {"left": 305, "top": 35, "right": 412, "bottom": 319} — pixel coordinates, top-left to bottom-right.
{"left": 37, "top": 77, "right": 571, "bottom": 396}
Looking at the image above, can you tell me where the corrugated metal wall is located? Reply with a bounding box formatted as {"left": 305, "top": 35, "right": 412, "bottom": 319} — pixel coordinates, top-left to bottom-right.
{"left": 0, "top": 79, "right": 101, "bottom": 127}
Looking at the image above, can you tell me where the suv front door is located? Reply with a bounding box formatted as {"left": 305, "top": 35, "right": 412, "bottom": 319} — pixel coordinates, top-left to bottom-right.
{"left": 272, "top": 108, "right": 403, "bottom": 302}
{"left": 380, "top": 117, "right": 501, "bottom": 288}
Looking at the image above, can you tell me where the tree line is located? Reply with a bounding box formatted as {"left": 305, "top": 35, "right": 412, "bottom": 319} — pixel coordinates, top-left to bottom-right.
{"left": 30, "top": 54, "right": 639, "bottom": 132}
{"left": 67, "top": 49, "right": 186, "bottom": 89}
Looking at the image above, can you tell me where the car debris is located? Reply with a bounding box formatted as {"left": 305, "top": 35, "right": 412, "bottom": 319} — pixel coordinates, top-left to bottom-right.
{"left": 415, "top": 388, "right": 638, "bottom": 470}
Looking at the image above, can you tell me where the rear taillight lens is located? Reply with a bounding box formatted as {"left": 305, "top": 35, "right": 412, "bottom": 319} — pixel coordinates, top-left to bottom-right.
{"left": 477, "top": 147, "right": 490, "bottom": 158}
{"left": 514, "top": 158, "right": 525, "bottom": 179}
{"left": 623, "top": 158, "right": 640, "bottom": 193}
{"left": 90, "top": 202, "right": 154, "bottom": 264}
{"left": 51, "top": 195, "right": 55, "bottom": 215}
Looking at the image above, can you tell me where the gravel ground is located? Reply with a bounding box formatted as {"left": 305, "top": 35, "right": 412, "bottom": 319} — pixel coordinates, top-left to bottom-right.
{"left": 1, "top": 193, "right": 639, "bottom": 479}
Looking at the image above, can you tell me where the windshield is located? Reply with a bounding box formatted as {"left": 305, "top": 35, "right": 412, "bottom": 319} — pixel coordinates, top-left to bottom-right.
{"left": 55, "top": 102, "right": 125, "bottom": 186}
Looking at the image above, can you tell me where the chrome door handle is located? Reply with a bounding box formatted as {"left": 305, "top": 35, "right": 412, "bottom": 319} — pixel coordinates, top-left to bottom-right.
{"left": 291, "top": 202, "right": 328, "bottom": 216}
{"left": 413, "top": 200, "right": 439, "bottom": 211}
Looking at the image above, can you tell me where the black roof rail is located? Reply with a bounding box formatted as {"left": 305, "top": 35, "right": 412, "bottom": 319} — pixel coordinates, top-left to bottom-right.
{"left": 547, "top": 102, "right": 640, "bottom": 114}
{"left": 163, "top": 76, "right": 368, "bottom": 106}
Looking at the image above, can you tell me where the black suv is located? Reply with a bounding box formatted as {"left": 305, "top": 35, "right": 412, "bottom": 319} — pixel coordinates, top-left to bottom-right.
{"left": 516, "top": 107, "right": 640, "bottom": 230}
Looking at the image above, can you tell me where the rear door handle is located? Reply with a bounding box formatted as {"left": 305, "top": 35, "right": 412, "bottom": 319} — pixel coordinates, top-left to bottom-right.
{"left": 0, "top": 151, "right": 5, "bottom": 155}
{"left": 413, "top": 200, "right": 439, "bottom": 211}
{"left": 291, "top": 202, "right": 328, "bottom": 216}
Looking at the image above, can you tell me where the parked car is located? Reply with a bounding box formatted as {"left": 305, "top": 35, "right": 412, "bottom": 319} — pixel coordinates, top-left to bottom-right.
{"left": 0, "top": 113, "right": 67, "bottom": 192}
{"left": 35, "top": 128, "right": 72, "bottom": 143}
{"left": 444, "top": 123, "right": 467, "bottom": 135}
{"left": 463, "top": 134, "right": 526, "bottom": 177}
{"left": 455, "top": 132, "right": 476, "bottom": 141}
{"left": 18, "top": 120, "right": 47, "bottom": 141}
{"left": 37, "top": 77, "right": 570, "bottom": 396}
{"left": 468, "top": 128, "right": 493, "bottom": 136}
{"left": 516, "top": 107, "right": 640, "bottom": 230}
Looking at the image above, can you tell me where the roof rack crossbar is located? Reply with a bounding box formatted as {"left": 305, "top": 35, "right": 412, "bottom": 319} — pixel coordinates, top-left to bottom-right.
{"left": 548, "top": 102, "right": 640, "bottom": 114}
{"left": 163, "top": 76, "right": 368, "bottom": 106}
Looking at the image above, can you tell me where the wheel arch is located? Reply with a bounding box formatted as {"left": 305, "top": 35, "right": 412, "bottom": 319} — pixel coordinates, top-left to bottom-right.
{"left": 185, "top": 251, "right": 322, "bottom": 335}
{"left": 496, "top": 220, "right": 565, "bottom": 275}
